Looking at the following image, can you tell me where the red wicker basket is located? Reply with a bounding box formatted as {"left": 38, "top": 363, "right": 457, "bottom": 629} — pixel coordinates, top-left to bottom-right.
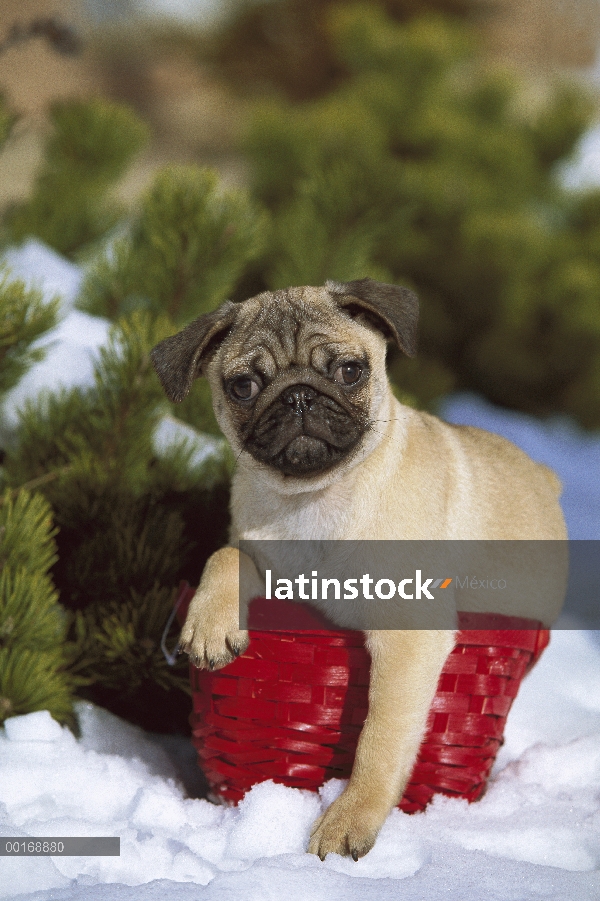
{"left": 174, "top": 582, "right": 549, "bottom": 812}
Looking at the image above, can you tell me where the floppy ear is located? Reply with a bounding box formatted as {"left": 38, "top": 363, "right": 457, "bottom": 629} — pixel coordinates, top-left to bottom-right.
{"left": 150, "top": 301, "right": 237, "bottom": 403}
{"left": 326, "top": 277, "right": 419, "bottom": 357}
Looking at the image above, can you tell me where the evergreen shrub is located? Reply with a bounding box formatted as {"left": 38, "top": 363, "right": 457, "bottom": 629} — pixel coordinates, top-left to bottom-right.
{"left": 2, "top": 309, "right": 232, "bottom": 730}
{"left": 242, "top": 4, "right": 600, "bottom": 424}
{"left": 0, "top": 489, "right": 75, "bottom": 727}
{"left": 0, "top": 265, "right": 75, "bottom": 727}
{"left": 0, "top": 97, "right": 260, "bottom": 730}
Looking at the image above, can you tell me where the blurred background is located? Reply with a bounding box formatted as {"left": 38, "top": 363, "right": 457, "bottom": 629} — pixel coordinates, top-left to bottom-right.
{"left": 3, "top": 0, "right": 600, "bottom": 209}
{"left": 1, "top": 2, "right": 599, "bottom": 184}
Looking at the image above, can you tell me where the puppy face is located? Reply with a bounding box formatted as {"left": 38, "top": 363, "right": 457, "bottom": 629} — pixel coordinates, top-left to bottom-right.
{"left": 212, "top": 287, "right": 383, "bottom": 476}
{"left": 151, "top": 278, "right": 418, "bottom": 481}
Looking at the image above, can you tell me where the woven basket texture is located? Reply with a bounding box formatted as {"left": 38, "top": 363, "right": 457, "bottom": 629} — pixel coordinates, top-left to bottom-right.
{"left": 175, "top": 583, "right": 549, "bottom": 812}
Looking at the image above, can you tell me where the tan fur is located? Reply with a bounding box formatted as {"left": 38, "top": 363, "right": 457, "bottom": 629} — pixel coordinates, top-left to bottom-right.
{"left": 154, "top": 283, "right": 566, "bottom": 861}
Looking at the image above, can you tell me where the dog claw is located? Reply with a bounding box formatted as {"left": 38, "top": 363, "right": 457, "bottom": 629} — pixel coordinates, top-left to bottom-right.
{"left": 351, "top": 849, "right": 359, "bottom": 862}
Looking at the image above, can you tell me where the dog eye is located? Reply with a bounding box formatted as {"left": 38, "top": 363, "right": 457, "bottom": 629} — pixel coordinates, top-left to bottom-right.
{"left": 334, "top": 362, "right": 363, "bottom": 386}
{"left": 229, "top": 376, "right": 260, "bottom": 401}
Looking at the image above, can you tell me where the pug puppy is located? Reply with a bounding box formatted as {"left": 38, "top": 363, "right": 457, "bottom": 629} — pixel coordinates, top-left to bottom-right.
{"left": 151, "top": 278, "right": 566, "bottom": 860}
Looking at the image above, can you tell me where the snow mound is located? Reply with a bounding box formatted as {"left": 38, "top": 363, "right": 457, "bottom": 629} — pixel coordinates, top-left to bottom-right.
{"left": 0, "top": 630, "right": 599, "bottom": 900}
{"left": 2, "top": 239, "right": 83, "bottom": 313}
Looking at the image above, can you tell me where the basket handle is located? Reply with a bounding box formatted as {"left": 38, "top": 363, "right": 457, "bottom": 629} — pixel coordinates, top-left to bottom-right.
{"left": 161, "top": 582, "right": 194, "bottom": 666}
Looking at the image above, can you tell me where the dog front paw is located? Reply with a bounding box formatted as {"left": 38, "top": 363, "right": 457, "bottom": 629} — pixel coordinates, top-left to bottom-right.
{"left": 179, "top": 598, "right": 249, "bottom": 670}
{"left": 308, "top": 790, "right": 385, "bottom": 861}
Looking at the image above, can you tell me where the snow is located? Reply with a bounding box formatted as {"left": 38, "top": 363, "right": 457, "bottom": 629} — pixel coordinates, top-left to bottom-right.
{"left": 2, "top": 241, "right": 84, "bottom": 313}
{"left": 84, "top": 0, "right": 223, "bottom": 26}
{"left": 1, "top": 632, "right": 600, "bottom": 900}
{"left": 153, "top": 415, "right": 226, "bottom": 470}
{"left": 2, "top": 711, "right": 64, "bottom": 744}
{"left": 558, "top": 124, "right": 600, "bottom": 190}
{"left": 1, "top": 239, "right": 599, "bottom": 898}
{"left": 0, "top": 240, "right": 110, "bottom": 438}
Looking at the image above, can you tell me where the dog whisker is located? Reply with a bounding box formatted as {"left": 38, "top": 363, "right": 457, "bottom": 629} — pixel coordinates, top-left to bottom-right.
{"left": 233, "top": 440, "right": 249, "bottom": 468}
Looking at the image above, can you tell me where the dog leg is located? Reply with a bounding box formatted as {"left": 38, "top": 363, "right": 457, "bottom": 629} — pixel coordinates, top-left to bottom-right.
{"left": 308, "top": 629, "right": 455, "bottom": 860}
{"left": 179, "top": 547, "right": 261, "bottom": 669}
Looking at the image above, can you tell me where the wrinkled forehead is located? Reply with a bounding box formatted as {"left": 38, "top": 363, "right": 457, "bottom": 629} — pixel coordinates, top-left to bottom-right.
{"left": 220, "top": 286, "right": 377, "bottom": 376}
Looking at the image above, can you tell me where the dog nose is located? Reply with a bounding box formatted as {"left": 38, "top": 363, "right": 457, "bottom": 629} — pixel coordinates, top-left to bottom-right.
{"left": 281, "top": 385, "right": 317, "bottom": 414}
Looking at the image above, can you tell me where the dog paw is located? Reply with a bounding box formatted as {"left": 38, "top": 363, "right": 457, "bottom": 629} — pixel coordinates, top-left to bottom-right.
{"left": 179, "top": 600, "right": 249, "bottom": 670}
{"left": 307, "top": 791, "right": 384, "bottom": 861}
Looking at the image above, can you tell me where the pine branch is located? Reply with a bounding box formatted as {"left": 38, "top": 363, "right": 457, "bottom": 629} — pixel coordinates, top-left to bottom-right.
{"left": 79, "top": 166, "right": 267, "bottom": 323}
{"left": 66, "top": 585, "right": 191, "bottom": 696}
{"left": 0, "top": 489, "right": 76, "bottom": 727}
{"left": 0, "top": 271, "right": 59, "bottom": 398}
{"left": 0, "top": 467, "right": 72, "bottom": 507}
{"left": 0, "top": 647, "right": 76, "bottom": 727}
